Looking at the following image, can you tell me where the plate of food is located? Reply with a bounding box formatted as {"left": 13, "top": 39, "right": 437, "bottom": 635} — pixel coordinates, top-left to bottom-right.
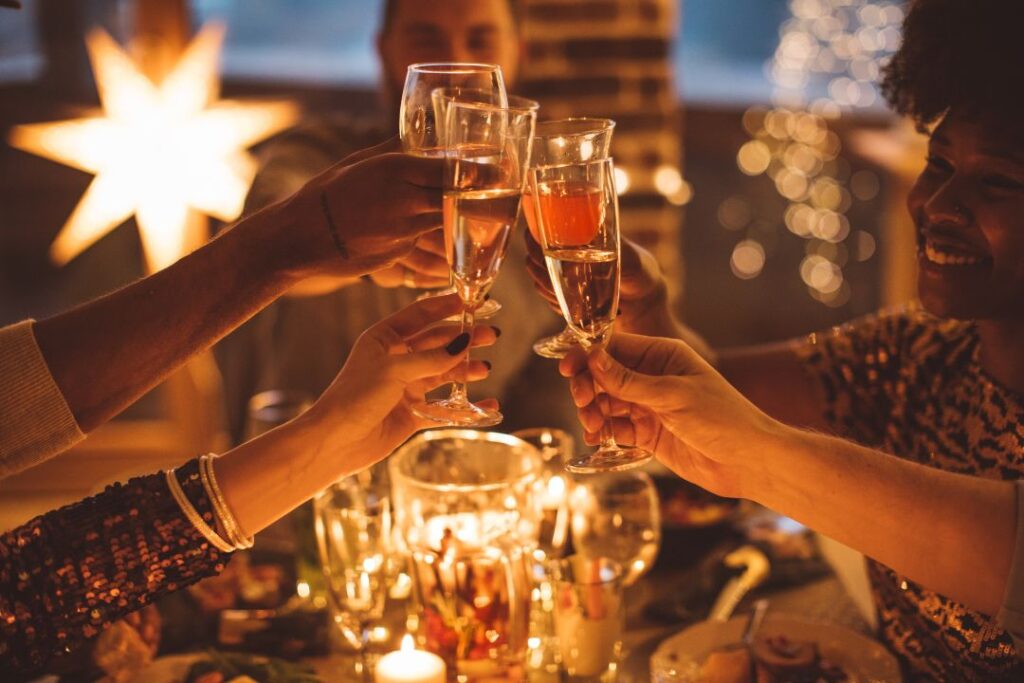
{"left": 650, "top": 613, "right": 901, "bottom": 682}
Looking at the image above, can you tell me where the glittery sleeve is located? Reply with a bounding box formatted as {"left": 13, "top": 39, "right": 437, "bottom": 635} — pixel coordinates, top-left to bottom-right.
{"left": 795, "top": 308, "right": 918, "bottom": 446}
{"left": 0, "top": 458, "right": 232, "bottom": 677}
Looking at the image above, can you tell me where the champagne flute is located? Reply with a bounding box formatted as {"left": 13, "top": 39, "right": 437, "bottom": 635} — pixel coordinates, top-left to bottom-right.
{"left": 569, "top": 470, "right": 661, "bottom": 586}
{"left": 412, "top": 96, "right": 537, "bottom": 427}
{"left": 529, "top": 157, "right": 652, "bottom": 471}
{"left": 433, "top": 89, "right": 541, "bottom": 319}
{"left": 400, "top": 63, "right": 507, "bottom": 319}
{"left": 522, "top": 119, "right": 617, "bottom": 359}
{"left": 313, "top": 468, "right": 392, "bottom": 678}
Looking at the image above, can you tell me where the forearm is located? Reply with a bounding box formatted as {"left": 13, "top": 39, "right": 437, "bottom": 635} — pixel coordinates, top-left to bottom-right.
{"left": 33, "top": 205, "right": 302, "bottom": 432}
{"left": 212, "top": 408, "right": 368, "bottom": 537}
{"left": 750, "top": 425, "right": 1015, "bottom": 616}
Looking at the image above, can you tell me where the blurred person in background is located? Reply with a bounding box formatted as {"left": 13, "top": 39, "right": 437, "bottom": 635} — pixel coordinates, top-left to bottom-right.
{"left": 554, "top": 0, "right": 1024, "bottom": 679}
{"left": 218, "top": 0, "right": 571, "bottom": 441}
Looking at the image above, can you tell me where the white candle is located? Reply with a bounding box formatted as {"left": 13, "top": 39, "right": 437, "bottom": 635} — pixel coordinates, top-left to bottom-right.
{"left": 375, "top": 634, "right": 446, "bottom": 683}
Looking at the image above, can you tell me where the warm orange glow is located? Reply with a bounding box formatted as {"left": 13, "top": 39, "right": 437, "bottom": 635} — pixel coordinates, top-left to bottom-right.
{"left": 9, "top": 24, "right": 299, "bottom": 272}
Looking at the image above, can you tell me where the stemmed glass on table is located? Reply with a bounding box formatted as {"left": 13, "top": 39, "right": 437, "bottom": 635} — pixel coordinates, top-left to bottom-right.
{"left": 313, "top": 468, "right": 393, "bottom": 680}
{"left": 399, "top": 63, "right": 507, "bottom": 319}
{"left": 529, "top": 157, "right": 653, "bottom": 472}
{"left": 410, "top": 91, "right": 538, "bottom": 427}
{"left": 569, "top": 470, "right": 661, "bottom": 586}
{"left": 523, "top": 118, "right": 616, "bottom": 359}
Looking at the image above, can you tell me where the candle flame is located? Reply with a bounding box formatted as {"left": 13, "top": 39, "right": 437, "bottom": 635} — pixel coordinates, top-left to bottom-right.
{"left": 547, "top": 474, "right": 567, "bottom": 499}
{"left": 401, "top": 633, "right": 415, "bottom": 652}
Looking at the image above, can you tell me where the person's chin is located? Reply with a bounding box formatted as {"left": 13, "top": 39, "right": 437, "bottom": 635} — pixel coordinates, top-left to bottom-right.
{"left": 917, "top": 264, "right": 994, "bottom": 322}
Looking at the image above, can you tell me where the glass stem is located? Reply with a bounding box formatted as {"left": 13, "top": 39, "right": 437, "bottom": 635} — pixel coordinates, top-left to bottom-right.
{"left": 599, "top": 423, "right": 619, "bottom": 451}
{"left": 448, "top": 305, "right": 473, "bottom": 406}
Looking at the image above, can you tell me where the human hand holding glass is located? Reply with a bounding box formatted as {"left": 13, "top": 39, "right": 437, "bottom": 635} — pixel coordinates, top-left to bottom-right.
{"left": 530, "top": 157, "right": 652, "bottom": 471}
{"left": 412, "top": 95, "right": 537, "bottom": 427}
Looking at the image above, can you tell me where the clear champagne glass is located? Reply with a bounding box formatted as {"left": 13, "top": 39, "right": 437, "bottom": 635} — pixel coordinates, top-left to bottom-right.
{"left": 569, "top": 470, "right": 661, "bottom": 586}
{"left": 400, "top": 63, "right": 507, "bottom": 319}
{"left": 522, "top": 118, "right": 616, "bottom": 359}
{"left": 412, "top": 94, "right": 537, "bottom": 427}
{"left": 314, "top": 468, "right": 392, "bottom": 679}
{"left": 529, "top": 157, "right": 652, "bottom": 471}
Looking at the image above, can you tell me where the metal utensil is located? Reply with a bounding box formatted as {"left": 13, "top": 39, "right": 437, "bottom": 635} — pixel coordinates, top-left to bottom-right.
{"left": 708, "top": 545, "right": 770, "bottom": 622}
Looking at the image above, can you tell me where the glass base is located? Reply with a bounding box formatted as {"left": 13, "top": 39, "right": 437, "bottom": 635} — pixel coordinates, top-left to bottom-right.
{"left": 532, "top": 328, "right": 578, "bottom": 359}
{"left": 412, "top": 397, "right": 503, "bottom": 428}
{"left": 443, "top": 298, "right": 500, "bottom": 322}
{"left": 566, "top": 447, "right": 651, "bottom": 474}
{"left": 415, "top": 286, "right": 456, "bottom": 302}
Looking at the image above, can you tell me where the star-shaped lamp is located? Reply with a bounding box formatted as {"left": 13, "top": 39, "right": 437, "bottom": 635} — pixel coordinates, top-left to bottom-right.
{"left": 10, "top": 24, "right": 299, "bottom": 272}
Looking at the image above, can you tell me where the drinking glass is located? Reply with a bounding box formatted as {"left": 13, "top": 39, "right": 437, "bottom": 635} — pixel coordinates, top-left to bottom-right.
{"left": 245, "top": 391, "right": 319, "bottom": 587}
{"left": 511, "top": 428, "right": 576, "bottom": 562}
{"left": 550, "top": 555, "right": 625, "bottom": 682}
{"left": 529, "top": 158, "right": 652, "bottom": 471}
{"left": 244, "top": 389, "right": 313, "bottom": 440}
{"left": 400, "top": 63, "right": 506, "bottom": 156}
{"left": 523, "top": 119, "right": 616, "bottom": 359}
{"left": 569, "top": 470, "right": 661, "bottom": 586}
{"left": 314, "top": 468, "right": 392, "bottom": 678}
{"left": 389, "top": 429, "right": 544, "bottom": 681}
{"left": 412, "top": 96, "right": 537, "bottom": 428}
{"left": 400, "top": 63, "right": 507, "bottom": 319}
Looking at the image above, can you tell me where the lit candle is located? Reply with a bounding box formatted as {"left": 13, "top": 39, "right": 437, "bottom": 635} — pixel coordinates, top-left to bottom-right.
{"left": 375, "top": 634, "right": 446, "bottom": 683}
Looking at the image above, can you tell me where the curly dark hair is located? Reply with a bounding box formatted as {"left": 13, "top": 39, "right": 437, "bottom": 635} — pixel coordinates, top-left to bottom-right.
{"left": 882, "top": 0, "right": 1024, "bottom": 129}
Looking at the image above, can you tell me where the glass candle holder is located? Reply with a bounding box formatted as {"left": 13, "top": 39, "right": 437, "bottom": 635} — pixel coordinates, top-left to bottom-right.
{"left": 550, "top": 556, "right": 625, "bottom": 682}
{"left": 389, "top": 429, "right": 544, "bottom": 681}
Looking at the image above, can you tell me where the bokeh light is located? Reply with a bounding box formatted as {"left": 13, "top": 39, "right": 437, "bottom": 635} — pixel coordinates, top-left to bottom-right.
{"left": 727, "top": 0, "right": 903, "bottom": 304}
{"left": 731, "top": 239, "right": 767, "bottom": 279}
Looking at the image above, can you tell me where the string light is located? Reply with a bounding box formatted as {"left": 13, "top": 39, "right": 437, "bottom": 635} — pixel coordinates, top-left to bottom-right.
{"left": 727, "top": 0, "right": 903, "bottom": 302}
{"left": 9, "top": 24, "right": 299, "bottom": 273}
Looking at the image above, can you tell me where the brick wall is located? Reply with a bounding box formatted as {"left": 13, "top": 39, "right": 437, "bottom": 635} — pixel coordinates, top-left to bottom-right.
{"left": 521, "top": 0, "right": 686, "bottom": 283}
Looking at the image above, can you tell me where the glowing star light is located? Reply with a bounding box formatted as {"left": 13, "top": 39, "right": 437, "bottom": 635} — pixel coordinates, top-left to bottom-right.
{"left": 9, "top": 24, "right": 299, "bottom": 272}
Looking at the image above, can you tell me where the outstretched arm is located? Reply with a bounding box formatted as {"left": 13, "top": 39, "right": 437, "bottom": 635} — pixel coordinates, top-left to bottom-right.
{"left": 562, "top": 334, "right": 1016, "bottom": 618}
{"left": 23, "top": 151, "right": 443, "bottom": 434}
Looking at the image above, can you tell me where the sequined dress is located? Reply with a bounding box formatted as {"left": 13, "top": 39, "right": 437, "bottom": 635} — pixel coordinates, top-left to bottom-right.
{"left": 0, "top": 458, "right": 231, "bottom": 678}
{"left": 800, "top": 307, "right": 1024, "bottom": 681}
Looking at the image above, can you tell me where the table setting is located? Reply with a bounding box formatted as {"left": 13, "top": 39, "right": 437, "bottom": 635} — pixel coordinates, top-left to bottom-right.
{"left": 32, "top": 60, "right": 904, "bottom": 683}
{"left": 49, "top": 425, "right": 901, "bottom": 683}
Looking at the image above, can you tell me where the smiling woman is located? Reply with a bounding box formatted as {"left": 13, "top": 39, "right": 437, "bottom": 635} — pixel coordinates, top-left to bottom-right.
{"left": 908, "top": 116, "right": 1024, "bottom": 322}
{"left": 560, "top": 1, "right": 1024, "bottom": 680}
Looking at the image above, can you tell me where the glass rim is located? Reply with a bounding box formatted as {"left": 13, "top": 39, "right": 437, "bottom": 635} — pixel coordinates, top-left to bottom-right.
{"left": 431, "top": 86, "right": 538, "bottom": 111}
{"left": 408, "top": 61, "right": 502, "bottom": 74}
{"left": 530, "top": 155, "right": 616, "bottom": 175}
{"left": 441, "top": 93, "right": 540, "bottom": 115}
{"left": 535, "top": 117, "right": 616, "bottom": 135}
{"left": 510, "top": 426, "right": 575, "bottom": 442}
{"left": 388, "top": 428, "right": 543, "bottom": 493}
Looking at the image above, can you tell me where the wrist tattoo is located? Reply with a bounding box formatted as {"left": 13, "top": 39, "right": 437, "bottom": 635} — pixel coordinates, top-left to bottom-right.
{"left": 319, "top": 191, "right": 349, "bottom": 259}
